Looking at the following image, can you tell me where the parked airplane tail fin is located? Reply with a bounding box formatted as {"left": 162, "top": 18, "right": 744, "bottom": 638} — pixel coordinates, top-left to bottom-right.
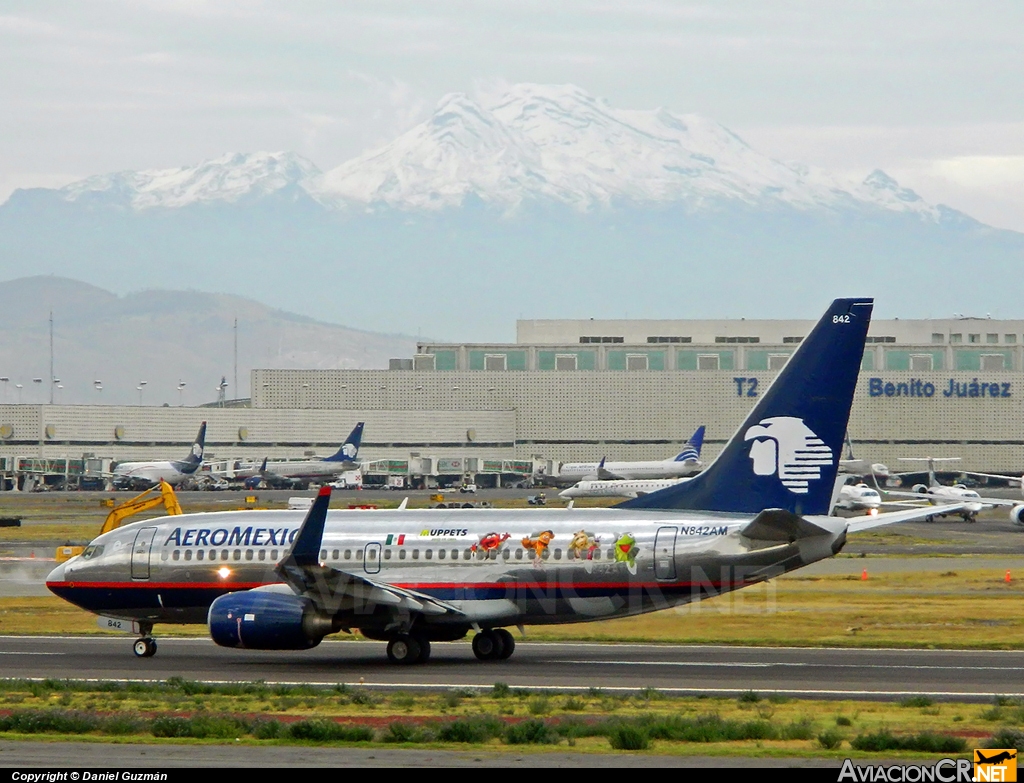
{"left": 324, "top": 422, "right": 364, "bottom": 463}
{"left": 618, "top": 298, "right": 873, "bottom": 516}
{"left": 183, "top": 422, "right": 206, "bottom": 466}
{"left": 673, "top": 425, "right": 706, "bottom": 462}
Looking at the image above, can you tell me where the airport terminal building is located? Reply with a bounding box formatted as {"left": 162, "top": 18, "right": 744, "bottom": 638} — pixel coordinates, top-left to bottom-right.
{"left": 3, "top": 315, "right": 1024, "bottom": 485}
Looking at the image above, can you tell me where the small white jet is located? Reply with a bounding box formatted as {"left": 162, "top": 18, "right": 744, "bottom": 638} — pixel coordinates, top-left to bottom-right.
{"left": 881, "top": 457, "right": 987, "bottom": 522}
{"left": 557, "top": 426, "right": 705, "bottom": 483}
{"left": 834, "top": 482, "right": 882, "bottom": 513}
{"left": 111, "top": 422, "right": 206, "bottom": 490}
{"left": 838, "top": 434, "right": 889, "bottom": 480}
{"left": 559, "top": 476, "right": 690, "bottom": 500}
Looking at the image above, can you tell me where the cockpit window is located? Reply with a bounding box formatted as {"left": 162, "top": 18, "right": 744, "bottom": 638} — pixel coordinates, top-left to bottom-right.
{"left": 82, "top": 545, "right": 104, "bottom": 560}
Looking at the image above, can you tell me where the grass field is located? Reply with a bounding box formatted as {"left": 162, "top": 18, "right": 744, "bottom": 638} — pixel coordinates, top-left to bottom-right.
{"left": 0, "top": 679, "right": 1021, "bottom": 756}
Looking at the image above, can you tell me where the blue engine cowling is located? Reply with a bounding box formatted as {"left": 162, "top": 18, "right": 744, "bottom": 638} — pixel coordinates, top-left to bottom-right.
{"left": 208, "top": 590, "right": 333, "bottom": 650}
{"left": 1010, "top": 505, "right": 1024, "bottom": 528}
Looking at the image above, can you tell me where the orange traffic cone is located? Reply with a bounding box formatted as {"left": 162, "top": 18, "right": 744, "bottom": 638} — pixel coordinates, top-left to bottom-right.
{"left": 861, "top": 568, "right": 868, "bottom": 581}
{"left": 1006, "top": 570, "right": 1012, "bottom": 584}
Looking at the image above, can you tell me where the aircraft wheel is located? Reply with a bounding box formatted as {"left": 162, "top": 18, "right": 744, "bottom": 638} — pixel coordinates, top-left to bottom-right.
{"left": 386, "top": 635, "right": 421, "bottom": 665}
{"left": 415, "top": 636, "right": 431, "bottom": 664}
{"left": 133, "top": 638, "right": 157, "bottom": 658}
{"left": 494, "top": 629, "right": 515, "bottom": 660}
{"left": 472, "top": 630, "right": 504, "bottom": 661}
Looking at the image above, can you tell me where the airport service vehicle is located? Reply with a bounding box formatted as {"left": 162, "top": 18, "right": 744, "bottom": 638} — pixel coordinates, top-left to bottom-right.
{"left": 244, "top": 423, "right": 364, "bottom": 490}
{"left": 459, "top": 484, "right": 477, "bottom": 494}
{"left": 556, "top": 426, "right": 705, "bottom": 483}
{"left": 110, "top": 422, "right": 206, "bottom": 491}
{"left": 559, "top": 476, "right": 688, "bottom": 500}
{"left": 47, "top": 298, "right": 964, "bottom": 664}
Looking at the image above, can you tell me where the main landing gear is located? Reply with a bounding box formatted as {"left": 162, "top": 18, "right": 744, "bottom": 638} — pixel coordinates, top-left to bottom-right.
{"left": 386, "top": 633, "right": 431, "bottom": 665}
{"left": 472, "top": 628, "right": 515, "bottom": 662}
{"left": 132, "top": 623, "right": 157, "bottom": 658}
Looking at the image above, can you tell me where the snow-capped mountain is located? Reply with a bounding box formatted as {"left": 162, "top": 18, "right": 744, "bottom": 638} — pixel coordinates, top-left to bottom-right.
{"left": 2, "top": 83, "right": 1020, "bottom": 338}
{"left": 60, "top": 151, "right": 320, "bottom": 210}
{"left": 316, "top": 83, "right": 941, "bottom": 218}
{"left": 46, "top": 84, "right": 944, "bottom": 221}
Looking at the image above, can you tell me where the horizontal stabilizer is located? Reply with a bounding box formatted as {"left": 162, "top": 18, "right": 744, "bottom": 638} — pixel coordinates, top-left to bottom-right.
{"left": 741, "top": 509, "right": 832, "bottom": 542}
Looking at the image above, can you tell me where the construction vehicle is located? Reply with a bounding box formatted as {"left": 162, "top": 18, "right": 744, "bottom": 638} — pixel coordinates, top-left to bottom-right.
{"left": 55, "top": 480, "right": 183, "bottom": 563}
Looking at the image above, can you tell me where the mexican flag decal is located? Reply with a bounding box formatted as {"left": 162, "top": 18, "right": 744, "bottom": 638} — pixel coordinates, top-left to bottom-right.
{"left": 385, "top": 534, "right": 406, "bottom": 546}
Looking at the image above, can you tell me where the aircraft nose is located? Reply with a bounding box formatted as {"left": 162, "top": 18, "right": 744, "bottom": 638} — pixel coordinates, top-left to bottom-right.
{"left": 45, "top": 561, "right": 67, "bottom": 590}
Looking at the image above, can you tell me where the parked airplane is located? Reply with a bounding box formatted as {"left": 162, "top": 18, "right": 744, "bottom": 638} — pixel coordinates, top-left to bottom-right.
{"left": 838, "top": 434, "right": 889, "bottom": 480}
{"left": 110, "top": 422, "right": 207, "bottom": 490}
{"left": 47, "top": 298, "right": 965, "bottom": 664}
{"left": 881, "top": 457, "right": 988, "bottom": 522}
{"left": 556, "top": 426, "right": 706, "bottom": 483}
{"left": 559, "top": 474, "right": 689, "bottom": 500}
{"left": 244, "top": 423, "right": 365, "bottom": 489}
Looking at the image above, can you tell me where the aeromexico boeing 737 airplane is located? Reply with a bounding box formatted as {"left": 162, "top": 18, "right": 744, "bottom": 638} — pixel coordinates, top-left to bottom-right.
{"left": 47, "top": 299, "right": 964, "bottom": 664}
{"left": 110, "top": 422, "right": 207, "bottom": 490}
{"left": 556, "top": 426, "right": 706, "bottom": 482}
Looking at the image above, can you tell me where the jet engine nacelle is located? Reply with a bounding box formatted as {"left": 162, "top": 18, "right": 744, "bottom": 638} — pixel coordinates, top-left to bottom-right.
{"left": 208, "top": 590, "right": 335, "bottom": 650}
{"left": 1010, "top": 504, "right": 1024, "bottom": 528}
{"left": 912, "top": 484, "right": 929, "bottom": 494}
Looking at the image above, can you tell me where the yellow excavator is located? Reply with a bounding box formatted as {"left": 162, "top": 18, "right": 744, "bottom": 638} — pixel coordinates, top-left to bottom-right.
{"left": 55, "top": 480, "right": 183, "bottom": 563}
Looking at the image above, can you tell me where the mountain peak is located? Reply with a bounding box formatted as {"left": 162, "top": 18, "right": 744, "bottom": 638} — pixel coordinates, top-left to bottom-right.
{"left": 60, "top": 150, "right": 321, "bottom": 210}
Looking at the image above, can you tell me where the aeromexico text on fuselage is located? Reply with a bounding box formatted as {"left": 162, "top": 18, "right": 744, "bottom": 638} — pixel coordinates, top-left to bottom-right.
{"left": 162, "top": 525, "right": 473, "bottom": 547}
{"left": 868, "top": 377, "right": 1012, "bottom": 398}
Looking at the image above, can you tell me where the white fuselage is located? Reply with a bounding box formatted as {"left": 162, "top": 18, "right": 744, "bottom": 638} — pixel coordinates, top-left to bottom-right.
{"left": 921, "top": 485, "right": 986, "bottom": 513}
{"left": 835, "top": 483, "right": 882, "bottom": 511}
{"left": 111, "top": 461, "right": 195, "bottom": 486}
{"left": 264, "top": 459, "right": 357, "bottom": 481}
{"left": 557, "top": 459, "right": 700, "bottom": 482}
{"left": 46, "top": 507, "right": 848, "bottom": 629}
{"left": 559, "top": 477, "right": 689, "bottom": 499}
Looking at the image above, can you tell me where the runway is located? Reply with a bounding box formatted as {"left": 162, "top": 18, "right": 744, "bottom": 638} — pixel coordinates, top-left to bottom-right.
{"left": 1, "top": 636, "right": 1021, "bottom": 701}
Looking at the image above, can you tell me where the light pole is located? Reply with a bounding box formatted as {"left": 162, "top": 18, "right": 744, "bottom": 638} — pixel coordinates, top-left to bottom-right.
{"left": 52, "top": 378, "right": 60, "bottom": 405}
{"left": 32, "top": 378, "right": 42, "bottom": 403}
{"left": 0, "top": 377, "right": 8, "bottom": 403}
{"left": 93, "top": 380, "right": 102, "bottom": 402}
{"left": 177, "top": 381, "right": 186, "bottom": 407}
{"left": 137, "top": 380, "right": 147, "bottom": 406}
{"left": 15, "top": 384, "right": 23, "bottom": 404}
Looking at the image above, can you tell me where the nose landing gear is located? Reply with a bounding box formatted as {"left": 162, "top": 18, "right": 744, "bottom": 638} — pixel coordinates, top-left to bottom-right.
{"left": 132, "top": 622, "right": 157, "bottom": 657}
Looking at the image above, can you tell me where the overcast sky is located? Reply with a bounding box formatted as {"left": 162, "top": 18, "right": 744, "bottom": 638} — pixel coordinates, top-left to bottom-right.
{"left": 2, "top": 1, "right": 1022, "bottom": 231}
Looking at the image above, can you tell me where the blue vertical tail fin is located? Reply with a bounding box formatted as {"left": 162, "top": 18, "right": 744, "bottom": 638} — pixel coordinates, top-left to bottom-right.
{"left": 183, "top": 422, "right": 206, "bottom": 466}
{"left": 673, "top": 425, "right": 706, "bottom": 462}
{"left": 324, "top": 422, "right": 364, "bottom": 463}
{"left": 619, "top": 298, "right": 873, "bottom": 516}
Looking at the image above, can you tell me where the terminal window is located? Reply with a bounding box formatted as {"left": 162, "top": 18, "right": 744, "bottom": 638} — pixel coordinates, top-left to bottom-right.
{"left": 987, "top": 334, "right": 999, "bottom": 344}
{"left": 768, "top": 354, "right": 789, "bottom": 370}
{"left": 626, "top": 354, "right": 649, "bottom": 371}
{"left": 647, "top": 336, "right": 691, "bottom": 343}
{"left": 697, "top": 354, "right": 720, "bottom": 370}
{"left": 782, "top": 336, "right": 803, "bottom": 344}
{"left": 715, "top": 336, "right": 759, "bottom": 343}
{"left": 910, "top": 354, "right": 934, "bottom": 371}
{"left": 931, "top": 333, "right": 944, "bottom": 344}
{"left": 580, "top": 336, "right": 624, "bottom": 343}
{"left": 484, "top": 354, "right": 507, "bottom": 371}
{"left": 865, "top": 336, "right": 896, "bottom": 343}
{"left": 950, "top": 333, "right": 963, "bottom": 343}
{"left": 1006, "top": 334, "right": 1018, "bottom": 343}
{"left": 981, "top": 354, "right": 1006, "bottom": 371}
{"left": 555, "top": 354, "right": 578, "bottom": 371}
{"left": 969, "top": 334, "right": 980, "bottom": 343}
